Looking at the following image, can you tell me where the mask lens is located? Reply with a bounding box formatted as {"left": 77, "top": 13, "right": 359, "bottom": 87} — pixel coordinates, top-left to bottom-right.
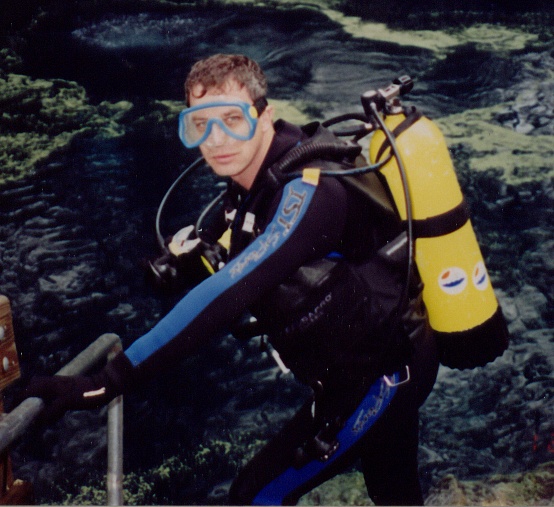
{"left": 179, "top": 102, "right": 258, "bottom": 148}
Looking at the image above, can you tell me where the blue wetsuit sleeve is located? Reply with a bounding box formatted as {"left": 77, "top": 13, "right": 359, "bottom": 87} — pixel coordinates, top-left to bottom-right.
{"left": 124, "top": 175, "right": 348, "bottom": 376}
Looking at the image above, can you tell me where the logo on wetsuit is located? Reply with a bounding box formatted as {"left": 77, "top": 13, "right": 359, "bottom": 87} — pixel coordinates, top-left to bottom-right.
{"left": 228, "top": 181, "right": 311, "bottom": 279}
{"left": 352, "top": 381, "right": 390, "bottom": 434}
{"left": 278, "top": 186, "right": 307, "bottom": 236}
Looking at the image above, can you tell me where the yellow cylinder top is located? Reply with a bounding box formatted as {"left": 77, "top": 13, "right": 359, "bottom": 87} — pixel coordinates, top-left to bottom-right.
{"left": 369, "top": 114, "right": 464, "bottom": 220}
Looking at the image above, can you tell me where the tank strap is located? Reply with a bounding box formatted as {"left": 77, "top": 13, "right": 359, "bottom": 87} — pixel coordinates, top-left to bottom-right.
{"left": 374, "top": 107, "right": 423, "bottom": 162}
{"left": 410, "top": 198, "right": 470, "bottom": 238}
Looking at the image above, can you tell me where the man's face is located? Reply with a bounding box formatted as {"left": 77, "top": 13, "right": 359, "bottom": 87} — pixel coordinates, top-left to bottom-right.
{"left": 189, "top": 80, "right": 274, "bottom": 189}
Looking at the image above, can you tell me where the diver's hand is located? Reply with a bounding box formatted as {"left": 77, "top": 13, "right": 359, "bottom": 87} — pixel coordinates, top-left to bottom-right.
{"left": 18, "top": 375, "right": 112, "bottom": 424}
{"left": 17, "top": 352, "right": 134, "bottom": 425}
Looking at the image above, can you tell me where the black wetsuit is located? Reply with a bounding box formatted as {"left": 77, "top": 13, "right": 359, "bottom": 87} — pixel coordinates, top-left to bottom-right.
{"left": 124, "top": 120, "right": 439, "bottom": 505}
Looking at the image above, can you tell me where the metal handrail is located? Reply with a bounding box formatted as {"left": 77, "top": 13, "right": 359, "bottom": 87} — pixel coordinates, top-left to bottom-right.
{"left": 107, "top": 345, "right": 124, "bottom": 506}
{"left": 0, "top": 333, "right": 124, "bottom": 505}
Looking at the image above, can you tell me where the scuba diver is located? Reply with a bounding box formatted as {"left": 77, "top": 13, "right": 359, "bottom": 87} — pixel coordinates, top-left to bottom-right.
{"left": 18, "top": 53, "right": 508, "bottom": 505}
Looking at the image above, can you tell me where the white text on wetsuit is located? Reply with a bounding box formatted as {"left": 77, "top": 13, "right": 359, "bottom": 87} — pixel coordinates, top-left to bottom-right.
{"left": 278, "top": 187, "right": 307, "bottom": 235}
{"left": 228, "top": 184, "right": 308, "bottom": 279}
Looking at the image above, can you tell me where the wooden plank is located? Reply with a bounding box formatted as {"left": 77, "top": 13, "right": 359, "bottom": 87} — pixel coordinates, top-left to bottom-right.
{"left": 0, "top": 296, "right": 20, "bottom": 391}
{"left": 0, "top": 479, "right": 34, "bottom": 505}
{"left": 0, "top": 296, "right": 33, "bottom": 505}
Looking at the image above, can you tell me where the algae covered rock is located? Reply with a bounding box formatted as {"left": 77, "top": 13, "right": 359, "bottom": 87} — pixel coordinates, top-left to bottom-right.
{"left": 0, "top": 71, "right": 132, "bottom": 187}
{"left": 298, "top": 470, "right": 374, "bottom": 505}
{"left": 425, "top": 461, "right": 554, "bottom": 506}
{"left": 298, "top": 462, "right": 554, "bottom": 505}
{"left": 296, "top": 462, "right": 554, "bottom": 505}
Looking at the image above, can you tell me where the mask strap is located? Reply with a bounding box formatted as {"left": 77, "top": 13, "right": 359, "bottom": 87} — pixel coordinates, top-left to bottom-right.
{"left": 253, "top": 96, "right": 268, "bottom": 116}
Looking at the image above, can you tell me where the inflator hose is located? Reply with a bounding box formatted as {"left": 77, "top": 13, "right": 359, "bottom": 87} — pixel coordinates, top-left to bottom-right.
{"left": 267, "top": 141, "right": 362, "bottom": 185}
{"left": 195, "top": 186, "right": 228, "bottom": 238}
{"left": 369, "top": 102, "right": 415, "bottom": 319}
{"left": 155, "top": 157, "right": 205, "bottom": 250}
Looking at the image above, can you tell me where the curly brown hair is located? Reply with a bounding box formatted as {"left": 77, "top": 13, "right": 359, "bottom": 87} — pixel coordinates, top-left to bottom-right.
{"left": 185, "top": 54, "right": 267, "bottom": 105}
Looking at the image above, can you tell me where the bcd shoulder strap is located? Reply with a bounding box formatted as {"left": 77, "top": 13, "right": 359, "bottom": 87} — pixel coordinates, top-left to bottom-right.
{"left": 374, "top": 107, "right": 423, "bottom": 162}
{"left": 342, "top": 107, "right": 424, "bottom": 223}
{"left": 343, "top": 167, "right": 397, "bottom": 219}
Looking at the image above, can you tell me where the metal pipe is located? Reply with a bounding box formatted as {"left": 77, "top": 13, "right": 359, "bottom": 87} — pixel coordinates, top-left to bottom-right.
{"left": 0, "top": 397, "right": 44, "bottom": 457}
{"left": 107, "top": 345, "right": 124, "bottom": 506}
{"left": 57, "top": 333, "right": 122, "bottom": 376}
{"left": 0, "top": 332, "right": 124, "bottom": 504}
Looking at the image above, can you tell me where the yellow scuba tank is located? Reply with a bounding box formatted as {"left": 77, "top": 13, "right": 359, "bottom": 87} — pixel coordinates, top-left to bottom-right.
{"left": 369, "top": 111, "right": 509, "bottom": 369}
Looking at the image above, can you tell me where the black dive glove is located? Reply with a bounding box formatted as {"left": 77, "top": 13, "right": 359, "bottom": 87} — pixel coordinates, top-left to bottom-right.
{"left": 17, "top": 352, "right": 135, "bottom": 425}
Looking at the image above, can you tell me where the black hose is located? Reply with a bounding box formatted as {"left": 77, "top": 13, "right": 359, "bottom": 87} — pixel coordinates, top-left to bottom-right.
{"left": 322, "top": 112, "right": 375, "bottom": 139}
{"left": 195, "top": 186, "right": 227, "bottom": 239}
{"left": 155, "top": 157, "right": 205, "bottom": 250}
{"left": 269, "top": 141, "right": 362, "bottom": 184}
{"left": 369, "top": 102, "right": 415, "bottom": 316}
{"left": 322, "top": 112, "right": 370, "bottom": 128}
{"left": 287, "top": 154, "right": 392, "bottom": 179}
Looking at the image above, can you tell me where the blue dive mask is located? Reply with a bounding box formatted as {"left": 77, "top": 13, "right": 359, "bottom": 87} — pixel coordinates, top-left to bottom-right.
{"left": 179, "top": 98, "right": 267, "bottom": 148}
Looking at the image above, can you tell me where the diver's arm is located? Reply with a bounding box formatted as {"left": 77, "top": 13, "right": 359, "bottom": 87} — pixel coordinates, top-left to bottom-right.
{"left": 124, "top": 174, "right": 348, "bottom": 378}
{"left": 20, "top": 175, "right": 348, "bottom": 421}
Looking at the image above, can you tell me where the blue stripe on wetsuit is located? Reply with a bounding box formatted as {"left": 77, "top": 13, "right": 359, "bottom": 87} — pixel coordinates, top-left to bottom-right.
{"left": 253, "top": 373, "right": 399, "bottom": 506}
{"left": 125, "top": 176, "right": 319, "bottom": 367}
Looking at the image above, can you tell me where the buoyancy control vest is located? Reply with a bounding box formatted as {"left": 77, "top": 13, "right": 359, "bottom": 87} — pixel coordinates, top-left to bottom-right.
{"left": 264, "top": 128, "right": 421, "bottom": 383}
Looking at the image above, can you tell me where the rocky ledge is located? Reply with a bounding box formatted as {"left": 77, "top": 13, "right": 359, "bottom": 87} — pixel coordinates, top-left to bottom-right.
{"left": 0, "top": 48, "right": 132, "bottom": 186}
{"left": 296, "top": 461, "right": 554, "bottom": 505}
